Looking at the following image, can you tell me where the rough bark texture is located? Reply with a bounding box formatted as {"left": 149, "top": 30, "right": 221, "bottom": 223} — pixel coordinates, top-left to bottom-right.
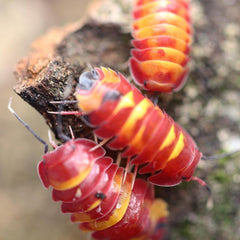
{"left": 13, "top": 0, "right": 240, "bottom": 239}
{"left": 14, "top": 20, "right": 132, "bottom": 140}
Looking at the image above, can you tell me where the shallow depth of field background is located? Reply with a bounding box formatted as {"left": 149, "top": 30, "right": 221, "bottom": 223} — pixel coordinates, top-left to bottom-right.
{"left": 0, "top": 1, "right": 91, "bottom": 239}
{"left": 1, "top": 0, "right": 240, "bottom": 240}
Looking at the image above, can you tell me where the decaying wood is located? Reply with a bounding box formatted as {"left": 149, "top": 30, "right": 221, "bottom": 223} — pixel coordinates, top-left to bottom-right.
{"left": 14, "top": 2, "right": 132, "bottom": 140}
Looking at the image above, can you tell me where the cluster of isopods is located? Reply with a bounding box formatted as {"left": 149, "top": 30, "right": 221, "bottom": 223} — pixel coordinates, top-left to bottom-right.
{"left": 12, "top": 0, "right": 212, "bottom": 239}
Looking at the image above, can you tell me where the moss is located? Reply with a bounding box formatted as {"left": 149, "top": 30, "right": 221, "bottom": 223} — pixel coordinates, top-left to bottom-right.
{"left": 210, "top": 169, "right": 232, "bottom": 184}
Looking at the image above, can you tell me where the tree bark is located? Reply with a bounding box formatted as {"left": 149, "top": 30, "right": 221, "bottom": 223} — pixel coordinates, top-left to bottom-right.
{"left": 14, "top": 1, "right": 132, "bottom": 140}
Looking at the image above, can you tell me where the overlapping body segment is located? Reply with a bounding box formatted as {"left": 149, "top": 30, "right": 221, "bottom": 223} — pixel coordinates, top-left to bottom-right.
{"left": 75, "top": 67, "right": 202, "bottom": 187}
{"left": 38, "top": 136, "right": 169, "bottom": 240}
{"left": 130, "top": 0, "right": 192, "bottom": 93}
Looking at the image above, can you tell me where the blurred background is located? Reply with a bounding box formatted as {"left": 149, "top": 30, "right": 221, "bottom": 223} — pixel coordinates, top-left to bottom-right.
{"left": 1, "top": 0, "right": 240, "bottom": 240}
{"left": 0, "top": 0, "right": 91, "bottom": 239}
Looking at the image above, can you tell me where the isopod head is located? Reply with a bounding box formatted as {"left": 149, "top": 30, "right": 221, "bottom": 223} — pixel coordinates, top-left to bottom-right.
{"left": 38, "top": 139, "right": 105, "bottom": 190}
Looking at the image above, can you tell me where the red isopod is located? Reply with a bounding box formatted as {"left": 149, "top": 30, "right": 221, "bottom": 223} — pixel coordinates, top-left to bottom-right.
{"left": 9, "top": 99, "right": 168, "bottom": 240}
{"left": 129, "top": 0, "right": 192, "bottom": 93}
{"left": 74, "top": 67, "right": 205, "bottom": 187}
{"left": 39, "top": 137, "right": 169, "bottom": 240}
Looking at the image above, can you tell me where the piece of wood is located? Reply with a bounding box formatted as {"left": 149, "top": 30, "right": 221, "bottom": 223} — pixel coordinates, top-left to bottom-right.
{"left": 14, "top": 14, "right": 132, "bottom": 140}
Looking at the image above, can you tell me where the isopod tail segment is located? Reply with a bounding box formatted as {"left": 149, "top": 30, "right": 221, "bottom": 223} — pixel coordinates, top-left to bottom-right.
{"left": 129, "top": 0, "right": 192, "bottom": 93}
{"left": 72, "top": 66, "right": 209, "bottom": 189}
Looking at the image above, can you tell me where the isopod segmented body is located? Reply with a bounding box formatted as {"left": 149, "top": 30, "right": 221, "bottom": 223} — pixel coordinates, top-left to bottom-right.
{"left": 75, "top": 67, "right": 202, "bottom": 187}
{"left": 38, "top": 137, "right": 169, "bottom": 240}
{"left": 129, "top": 0, "right": 192, "bottom": 93}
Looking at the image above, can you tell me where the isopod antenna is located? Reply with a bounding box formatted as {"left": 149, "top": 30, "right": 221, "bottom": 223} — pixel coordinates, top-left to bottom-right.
{"left": 202, "top": 150, "right": 240, "bottom": 161}
{"left": 8, "top": 97, "right": 48, "bottom": 153}
{"left": 56, "top": 103, "right": 71, "bottom": 143}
